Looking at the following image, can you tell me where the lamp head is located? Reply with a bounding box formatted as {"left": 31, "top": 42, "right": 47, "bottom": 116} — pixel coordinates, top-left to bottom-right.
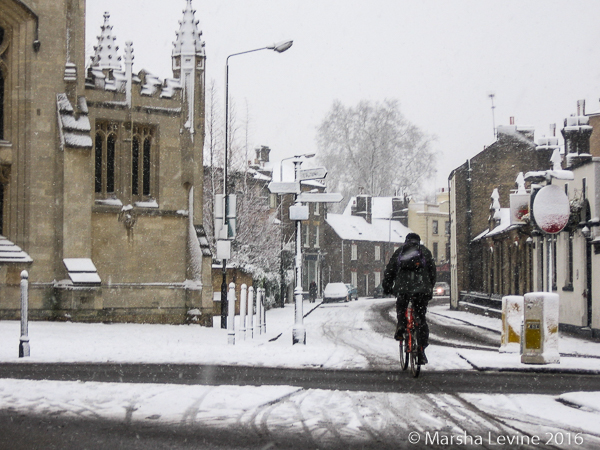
{"left": 581, "top": 226, "right": 591, "bottom": 239}
{"left": 269, "top": 40, "right": 293, "bottom": 53}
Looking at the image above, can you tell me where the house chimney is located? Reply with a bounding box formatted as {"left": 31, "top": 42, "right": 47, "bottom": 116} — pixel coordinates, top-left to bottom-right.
{"left": 355, "top": 195, "right": 372, "bottom": 224}
{"left": 254, "top": 145, "right": 271, "bottom": 166}
{"left": 577, "top": 99, "right": 585, "bottom": 116}
{"left": 510, "top": 116, "right": 515, "bottom": 125}
{"left": 550, "top": 123, "right": 556, "bottom": 137}
{"left": 391, "top": 196, "right": 409, "bottom": 226}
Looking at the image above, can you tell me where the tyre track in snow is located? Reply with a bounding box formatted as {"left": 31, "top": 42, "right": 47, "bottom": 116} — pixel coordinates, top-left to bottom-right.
{"left": 454, "top": 393, "right": 600, "bottom": 449}
{"left": 373, "top": 299, "right": 500, "bottom": 351}
{"left": 318, "top": 303, "right": 401, "bottom": 370}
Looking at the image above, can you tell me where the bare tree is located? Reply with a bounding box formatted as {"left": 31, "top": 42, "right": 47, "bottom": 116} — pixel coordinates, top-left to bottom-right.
{"left": 316, "top": 99, "right": 436, "bottom": 203}
{"left": 202, "top": 82, "right": 283, "bottom": 287}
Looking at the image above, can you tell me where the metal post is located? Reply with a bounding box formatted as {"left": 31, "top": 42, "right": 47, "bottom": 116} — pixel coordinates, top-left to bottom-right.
{"left": 293, "top": 160, "right": 306, "bottom": 345}
{"left": 227, "top": 282, "right": 236, "bottom": 345}
{"left": 239, "top": 283, "right": 247, "bottom": 340}
{"left": 220, "top": 58, "right": 231, "bottom": 330}
{"left": 248, "top": 286, "right": 254, "bottom": 338}
{"left": 19, "top": 270, "right": 30, "bottom": 358}
{"left": 280, "top": 197, "right": 286, "bottom": 308}
{"left": 220, "top": 41, "right": 292, "bottom": 322}
{"left": 547, "top": 234, "right": 553, "bottom": 293}
{"left": 221, "top": 263, "right": 228, "bottom": 328}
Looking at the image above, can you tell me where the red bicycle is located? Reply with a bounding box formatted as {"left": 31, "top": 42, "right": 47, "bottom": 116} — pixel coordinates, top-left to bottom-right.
{"left": 399, "top": 300, "right": 421, "bottom": 377}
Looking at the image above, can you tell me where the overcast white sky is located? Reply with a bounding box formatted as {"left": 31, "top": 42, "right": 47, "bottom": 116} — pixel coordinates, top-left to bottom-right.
{"left": 86, "top": 0, "right": 600, "bottom": 190}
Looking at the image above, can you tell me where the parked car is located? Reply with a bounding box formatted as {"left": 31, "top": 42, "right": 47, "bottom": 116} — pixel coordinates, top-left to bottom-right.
{"left": 373, "top": 284, "right": 384, "bottom": 298}
{"left": 323, "top": 282, "right": 349, "bottom": 303}
{"left": 434, "top": 281, "right": 450, "bottom": 297}
{"left": 345, "top": 284, "right": 358, "bottom": 301}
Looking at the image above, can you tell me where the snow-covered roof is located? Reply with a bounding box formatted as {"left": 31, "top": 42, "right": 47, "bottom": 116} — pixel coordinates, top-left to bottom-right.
{"left": 0, "top": 236, "right": 33, "bottom": 263}
{"left": 246, "top": 168, "right": 272, "bottom": 182}
{"left": 63, "top": 258, "right": 101, "bottom": 285}
{"left": 326, "top": 214, "right": 411, "bottom": 243}
{"left": 57, "top": 94, "right": 93, "bottom": 149}
{"left": 524, "top": 169, "right": 574, "bottom": 181}
{"left": 472, "top": 208, "right": 518, "bottom": 241}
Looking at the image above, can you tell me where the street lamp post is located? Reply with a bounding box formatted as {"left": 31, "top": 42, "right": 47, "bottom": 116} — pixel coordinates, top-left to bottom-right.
{"left": 278, "top": 153, "right": 315, "bottom": 308}
{"left": 220, "top": 41, "right": 293, "bottom": 329}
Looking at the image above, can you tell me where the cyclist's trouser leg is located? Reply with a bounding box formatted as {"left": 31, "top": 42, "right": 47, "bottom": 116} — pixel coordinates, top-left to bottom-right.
{"left": 413, "top": 293, "right": 430, "bottom": 348}
{"left": 395, "top": 294, "right": 410, "bottom": 334}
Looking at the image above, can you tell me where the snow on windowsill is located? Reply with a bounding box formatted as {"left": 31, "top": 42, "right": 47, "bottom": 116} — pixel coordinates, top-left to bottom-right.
{"left": 96, "top": 198, "right": 123, "bottom": 207}
{"left": 134, "top": 200, "right": 159, "bottom": 208}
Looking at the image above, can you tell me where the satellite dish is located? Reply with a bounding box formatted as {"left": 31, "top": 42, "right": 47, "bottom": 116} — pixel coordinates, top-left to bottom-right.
{"left": 532, "top": 185, "right": 570, "bottom": 234}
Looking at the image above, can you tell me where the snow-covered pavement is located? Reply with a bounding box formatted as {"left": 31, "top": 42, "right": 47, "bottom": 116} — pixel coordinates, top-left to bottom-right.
{"left": 1, "top": 298, "right": 600, "bottom": 448}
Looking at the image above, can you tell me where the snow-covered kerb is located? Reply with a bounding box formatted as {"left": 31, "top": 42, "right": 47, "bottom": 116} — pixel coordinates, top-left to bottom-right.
{"left": 500, "top": 295, "right": 523, "bottom": 353}
{"left": 521, "top": 292, "right": 559, "bottom": 364}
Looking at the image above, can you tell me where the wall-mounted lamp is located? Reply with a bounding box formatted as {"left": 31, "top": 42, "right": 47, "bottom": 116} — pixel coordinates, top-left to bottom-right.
{"left": 581, "top": 226, "right": 591, "bottom": 239}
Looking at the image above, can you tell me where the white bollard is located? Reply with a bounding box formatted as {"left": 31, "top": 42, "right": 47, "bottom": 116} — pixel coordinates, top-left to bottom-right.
{"left": 500, "top": 295, "right": 524, "bottom": 353}
{"left": 227, "top": 282, "right": 236, "bottom": 345}
{"left": 521, "top": 292, "right": 560, "bottom": 364}
{"left": 19, "top": 270, "right": 30, "bottom": 358}
{"left": 248, "top": 286, "right": 254, "bottom": 338}
{"left": 239, "top": 284, "right": 247, "bottom": 340}
{"left": 256, "top": 288, "right": 263, "bottom": 335}
{"left": 261, "top": 288, "right": 267, "bottom": 333}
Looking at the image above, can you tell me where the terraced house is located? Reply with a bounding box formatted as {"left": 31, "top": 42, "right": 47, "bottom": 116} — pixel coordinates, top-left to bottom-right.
{"left": 0, "top": 0, "right": 213, "bottom": 324}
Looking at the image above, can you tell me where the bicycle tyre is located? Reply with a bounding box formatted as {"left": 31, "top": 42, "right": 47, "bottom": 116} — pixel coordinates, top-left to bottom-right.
{"left": 399, "top": 336, "right": 409, "bottom": 370}
{"left": 409, "top": 330, "right": 421, "bottom": 378}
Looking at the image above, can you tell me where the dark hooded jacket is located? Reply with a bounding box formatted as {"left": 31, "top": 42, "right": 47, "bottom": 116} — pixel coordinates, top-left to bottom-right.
{"left": 382, "top": 237, "right": 436, "bottom": 296}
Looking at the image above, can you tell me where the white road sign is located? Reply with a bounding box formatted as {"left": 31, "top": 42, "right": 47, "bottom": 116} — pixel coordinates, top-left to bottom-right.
{"left": 297, "top": 167, "right": 327, "bottom": 181}
{"left": 532, "top": 184, "right": 570, "bottom": 234}
{"left": 268, "top": 182, "right": 300, "bottom": 194}
{"left": 297, "top": 192, "right": 343, "bottom": 203}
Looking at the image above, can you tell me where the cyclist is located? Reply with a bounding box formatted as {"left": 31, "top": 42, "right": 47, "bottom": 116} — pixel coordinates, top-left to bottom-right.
{"left": 382, "top": 233, "right": 436, "bottom": 364}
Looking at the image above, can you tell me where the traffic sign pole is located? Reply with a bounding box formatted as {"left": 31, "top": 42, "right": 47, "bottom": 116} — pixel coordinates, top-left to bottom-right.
{"left": 292, "top": 160, "right": 306, "bottom": 345}
{"left": 268, "top": 160, "right": 342, "bottom": 345}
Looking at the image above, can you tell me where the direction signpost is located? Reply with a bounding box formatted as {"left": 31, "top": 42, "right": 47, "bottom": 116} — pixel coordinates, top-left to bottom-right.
{"left": 268, "top": 162, "right": 341, "bottom": 345}
{"left": 267, "top": 182, "right": 301, "bottom": 194}
{"left": 297, "top": 192, "right": 343, "bottom": 203}
{"left": 297, "top": 167, "right": 327, "bottom": 181}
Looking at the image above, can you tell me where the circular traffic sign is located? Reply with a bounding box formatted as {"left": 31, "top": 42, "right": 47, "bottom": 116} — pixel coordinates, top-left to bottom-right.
{"left": 532, "top": 185, "right": 570, "bottom": 234}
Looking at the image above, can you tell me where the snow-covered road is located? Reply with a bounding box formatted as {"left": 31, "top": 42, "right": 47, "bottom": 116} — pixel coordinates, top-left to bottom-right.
{"left": 2, "top": 379, "right": 600, "bottom": 449}
{"left": 1, "top": 298, "right": 600, "bottom": 448}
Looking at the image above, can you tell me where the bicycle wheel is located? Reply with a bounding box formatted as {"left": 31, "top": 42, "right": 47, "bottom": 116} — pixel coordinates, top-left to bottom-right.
{"left": 399, "top": 335, "right": 409, "bottom": 370}
{"left": 409, "top": 330, "right": 421, "bottom": 378}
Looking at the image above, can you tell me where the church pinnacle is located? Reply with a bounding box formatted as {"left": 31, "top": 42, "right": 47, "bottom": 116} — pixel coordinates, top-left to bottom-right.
{"left": 90, "top": 12, "right": 122, "bottom": 70}
{"left": 172, "top": 0, "right": 205, "bottom": 58}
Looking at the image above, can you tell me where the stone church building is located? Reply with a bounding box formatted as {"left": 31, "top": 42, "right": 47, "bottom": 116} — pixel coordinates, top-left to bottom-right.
{"left": 0, "top": 0, "right": 213, "bottom": 324}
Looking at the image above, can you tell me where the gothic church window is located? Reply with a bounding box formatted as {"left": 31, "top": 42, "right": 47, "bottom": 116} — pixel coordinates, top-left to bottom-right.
{"left": 132, "top": 126, "right": 154, "bottom": 200}
{"left": 131, "top": 136, "right": 139, "bottom": 195}
{"left": 94, "top": 122, "right": 118, "bottom": 197}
